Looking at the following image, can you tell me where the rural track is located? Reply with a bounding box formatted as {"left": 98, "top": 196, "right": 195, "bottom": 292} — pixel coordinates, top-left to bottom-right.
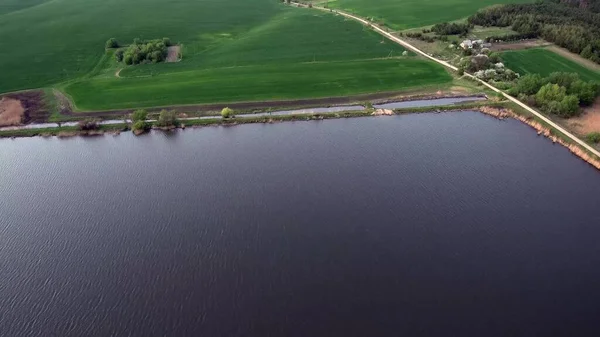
{"left": 298, "top": 2, "right": 600, "bottom": 159}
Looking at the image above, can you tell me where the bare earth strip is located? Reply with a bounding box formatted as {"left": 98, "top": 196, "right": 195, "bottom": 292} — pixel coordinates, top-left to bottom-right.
{"left": 0, "top": 97, "right": 25, "bottom": 127}
{"left": 546, "top": 46, "right": 600, "bottom": 72}
{"left": 489, "top": 39, "right": 551, "bottom": 52}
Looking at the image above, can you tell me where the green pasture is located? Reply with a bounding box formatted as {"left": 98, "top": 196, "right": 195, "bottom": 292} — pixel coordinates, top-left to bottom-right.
{"left": 501, "top": 48, "right": 600, "bottom": 82}
{"left": 63, "top": 9, "right": 450, "bottom": 111}
{"left": 66, "top": 59, "right": 451, "bottom": 111}
{"left": 1, "top": 0, "right": 452, "bottom": 111}
{"left": 0, "top": 0, "right": 282, "bottom": 93}
{"left": 319, "top": 0, "right": 532, "bottom": 29}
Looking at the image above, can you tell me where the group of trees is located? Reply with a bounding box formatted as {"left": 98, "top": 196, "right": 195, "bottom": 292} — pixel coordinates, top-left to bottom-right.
{"left": 431, "top": 22, "right": 472, "bottom": 36}
{"left": 404, "top": 32, "right": 448, "bottom": 43}
{"left": 508, "top": 72, "right": 600, "bottom": 117}
{"left": 129, "top": 109, "right": 178, "bottom": 133}
{"left": 131, "top": 109, "right": 150, "bottom": 133}
{"left": 458, "top": 52, "right": 519, "bottom": 81}
{"left": 108, "top": 38, "right": 172, "bottom": 65}
{"left": 468, "top": 1, "right": 600, "bottom": 64}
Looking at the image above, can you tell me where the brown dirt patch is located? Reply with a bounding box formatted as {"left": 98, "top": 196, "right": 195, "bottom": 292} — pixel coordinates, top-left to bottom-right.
{"left": 565, "top": 99, "right": 600, "bottom": 135}
{"left": 166, "top": 46, "right": 181, "bottom": 63}
{"left": 0, "top": 91, "right": 49, "bottom": 124}
{"left": 0, "top": 98, "right": 25, "bottom": 127}
{"left": 490, "top": 39, "right": 551, "bottom": 52}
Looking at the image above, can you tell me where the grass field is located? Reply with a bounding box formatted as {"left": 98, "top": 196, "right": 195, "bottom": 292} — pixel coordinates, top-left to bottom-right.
{"left": 317, "top": 0, "right": 532, "bottom": 29}
{"left": 0, "top": 0, "right": 453, "bottom": 111}
{"left": 501, "top": 48, "right": 600, "bottom": 82}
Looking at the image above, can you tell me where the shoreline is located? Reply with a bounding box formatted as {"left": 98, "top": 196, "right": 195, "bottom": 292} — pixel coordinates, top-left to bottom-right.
{"left": 2, "top": 101, "right": 599, "bottom": 172}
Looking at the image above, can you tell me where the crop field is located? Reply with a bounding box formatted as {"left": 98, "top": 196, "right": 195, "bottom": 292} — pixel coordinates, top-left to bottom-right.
{"left": 501, "top": 48, "right": 600, "bottom": 82}
{"left": 317, "top": 0, "right": 532, "bottom": 29}
{"left": 0, "top": 0, "right": 452, "bottom": 111}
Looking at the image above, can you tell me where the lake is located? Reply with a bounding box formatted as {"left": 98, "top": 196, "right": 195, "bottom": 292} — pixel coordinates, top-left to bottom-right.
{"left": 1, "top": 111, "right": 600, "bottom": 336}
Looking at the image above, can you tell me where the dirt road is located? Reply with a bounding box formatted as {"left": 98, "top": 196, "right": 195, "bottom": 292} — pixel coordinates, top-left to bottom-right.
{"left": 302, "top": 3, "right": 600, "bottom": 159}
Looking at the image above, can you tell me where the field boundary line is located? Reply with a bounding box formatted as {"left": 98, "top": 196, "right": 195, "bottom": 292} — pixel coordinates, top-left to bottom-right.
{"left": 294, "top": 2, "right": 600, "bottom": 158}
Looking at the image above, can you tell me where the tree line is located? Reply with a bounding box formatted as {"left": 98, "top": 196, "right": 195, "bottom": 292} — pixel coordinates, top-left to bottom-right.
{"left": 107, "top": 38, "right": 173, "bottom": 65}
{"left": 508, "top": 72, "right": 599, "bottom": 117}
{"left": 468, "top": 1, "right": 600, "bottom": 64}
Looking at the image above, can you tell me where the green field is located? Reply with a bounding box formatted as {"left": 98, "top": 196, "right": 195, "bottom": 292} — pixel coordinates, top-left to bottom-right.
{"left": 318, "top": 0, "right": 532, "bottom": 29}
{"left": 501, "top": 48, "right": 600, "bottom": 82}
{"left": 0, "top": 0, "right": 453, "bottom": 111}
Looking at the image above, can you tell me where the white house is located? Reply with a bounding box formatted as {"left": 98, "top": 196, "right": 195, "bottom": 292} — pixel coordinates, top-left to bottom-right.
{"left": 460, "top": 40, "right": 473, "bottom": 49}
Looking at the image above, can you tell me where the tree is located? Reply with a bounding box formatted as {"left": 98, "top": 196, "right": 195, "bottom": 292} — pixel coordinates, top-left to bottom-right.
{"left": 117, "top": 38, "right": 169, "bottom": 65}
{"left": 536, "top": 83, "right": 566, "bottom": 105}
{"left": 547, "top": 72, "right": 579, "bottom": 89}
{"left": 156, "top": 110, "right": 178, "bottom": 127}
{"left": 221, "top": 107, "right": 235, "bottom": 118}
{"left": 581, "top": 45, "right": 593, "bottom": 59}
{"left": 115, "top": 49, "right": 124, "bottom": 62}
{"left": 516, "top": 74, "right": 543, "bottom": 95}
{"left": 568, "top": 80, "right": 598, "bottom": 106}
{"left": 558, "top": 95, "right": 580, "bottom": 117}
{"left": 105, "top": 38, "right": 119, "bottom": 49}
{"left": 131, "top": 109, "right": 148, "bottom": 122}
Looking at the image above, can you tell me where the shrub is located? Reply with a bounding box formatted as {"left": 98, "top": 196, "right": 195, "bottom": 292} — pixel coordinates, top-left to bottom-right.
{"left": 131, "top": 120, "right": 149, "bottom": 132}
{"left": 221, "top": 107, "right": 235, "bottom": 118}
{"left": 78, "top": 119, "right": 100, "bottom": 131}
{"left": 558, "top": 95, "right": 580, "bottom": 117}
{"left": 586, "top": 132, "right": 600, "bottom": 143}
{"left": 105, "top": 38, "right": 119, "bottom": 49}
{"left": 536, "top": 83, "right": 566, "bottom": 107}
{"left": 131, "top": 109, "right": 147, "bottom": 122}
{"left": 156, "top": 110, "right": 178, "bottom": 127}
{"left": 115, "top": 49, "right": 124, "bottom": 62}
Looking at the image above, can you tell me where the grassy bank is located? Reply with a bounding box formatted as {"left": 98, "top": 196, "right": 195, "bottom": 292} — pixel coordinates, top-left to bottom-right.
{"left": 3, "top": 100, "right": 600, "bottom": 168}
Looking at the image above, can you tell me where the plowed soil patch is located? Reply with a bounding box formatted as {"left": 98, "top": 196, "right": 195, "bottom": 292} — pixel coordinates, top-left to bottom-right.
{"left": 0, "top": 98, "right": 25, "bottom": 127}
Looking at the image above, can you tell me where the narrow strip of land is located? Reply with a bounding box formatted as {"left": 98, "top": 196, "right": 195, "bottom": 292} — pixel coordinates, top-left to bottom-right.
{"left": 300, "top": 3, "right": 600, "bottom": 159}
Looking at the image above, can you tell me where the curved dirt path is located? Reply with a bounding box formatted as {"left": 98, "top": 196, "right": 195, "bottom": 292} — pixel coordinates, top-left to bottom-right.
{"left": 115, "top": 68, "right": 122, "bottom": 78}
{"left": 302, "top": 3, "right": 600, "bottom": 158}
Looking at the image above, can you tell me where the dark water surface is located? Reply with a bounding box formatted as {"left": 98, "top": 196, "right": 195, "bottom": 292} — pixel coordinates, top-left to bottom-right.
{"left": 1, "top": 112, "right": 600, "bottom": 337}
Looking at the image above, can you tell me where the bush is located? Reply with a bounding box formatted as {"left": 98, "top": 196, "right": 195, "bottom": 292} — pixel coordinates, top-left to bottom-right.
{"left": 586, "top": 132, "right": 600, "bottom": 143}
{"left": 221, "top": 107, "right": 235, "bottom": 118}
{"left": 558, "top": 95, "right": 580, "bottom": 117}
{"left": 131, "top": 120, "right": 149, "bottom": 132}
{"left": 516, "top": 74, "right": 543, "bottom": 95}
{"left": 131, "top": 109, "right": 147, "bottom": 122}
{"left": 78, "top": 119, "right": 100, "bottom": 131}
{"left": 105, "top": 38, "right": 119, "bottom": 49}
{"left": 115, "top": 49, "right": 124, "bottom": 62}
{"left": 156, "top": 110, "right": 178, "bottom": 127}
